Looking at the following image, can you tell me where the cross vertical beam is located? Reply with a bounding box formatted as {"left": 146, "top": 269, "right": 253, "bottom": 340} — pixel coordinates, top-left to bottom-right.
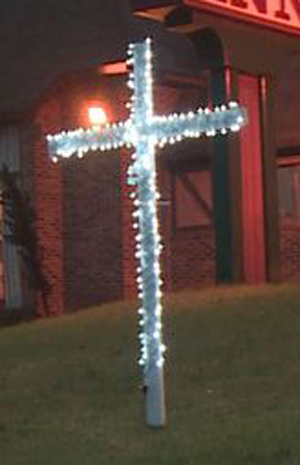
{"left": 129, "top": 40, "right": 166, "bottom": 426}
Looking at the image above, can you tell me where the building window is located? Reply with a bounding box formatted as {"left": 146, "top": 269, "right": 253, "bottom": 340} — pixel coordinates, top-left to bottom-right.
{"left": 278, "top": 157, "right": 300, "bottom": 221}
{"left": 173, "top": 170, "right": 213, "bottom": 229}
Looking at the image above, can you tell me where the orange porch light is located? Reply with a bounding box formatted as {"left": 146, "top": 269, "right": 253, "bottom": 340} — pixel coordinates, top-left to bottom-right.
{"left": 88, "top": 103, "right": 108, "bottom": 127}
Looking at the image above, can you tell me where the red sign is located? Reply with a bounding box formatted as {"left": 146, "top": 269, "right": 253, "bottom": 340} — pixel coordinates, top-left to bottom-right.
{"left": 184, "top": 0, "right": 300, "bottom": 35}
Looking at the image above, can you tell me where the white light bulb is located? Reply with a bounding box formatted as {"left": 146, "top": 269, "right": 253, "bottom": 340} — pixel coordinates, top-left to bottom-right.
{"left": 230, "top": 124, "right": 240, "bottom": 132}
{"left": 156, "top": 358, "right": 164, "bottom": 368}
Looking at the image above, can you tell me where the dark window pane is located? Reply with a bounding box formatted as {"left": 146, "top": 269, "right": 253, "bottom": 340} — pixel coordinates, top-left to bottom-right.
{"left": 278, "top": 164, "right": 300, "bottom": 219}
{"left": 175, "top": 170, "right": 213, "bottom": 228}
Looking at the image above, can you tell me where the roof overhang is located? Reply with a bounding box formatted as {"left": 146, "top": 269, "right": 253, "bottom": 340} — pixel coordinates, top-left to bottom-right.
{"left": 133, "top": 0, "right": 183, "bottom": 22}
{"left": 133, "top": 0, "right": 300, "bottom": 37}
{"left": 183, "top": 0, "right": 300, "bottom": 37}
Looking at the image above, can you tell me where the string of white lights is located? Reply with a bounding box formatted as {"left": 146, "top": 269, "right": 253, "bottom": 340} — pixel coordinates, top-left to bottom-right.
{"left": 46, "top": 38, "right": 247, "bottom": 405}
{"left": 46, "top": 103, "right": 246, "bottom": 161}
{"left": 127, "top": 39, "right": 165, "bottom": 377}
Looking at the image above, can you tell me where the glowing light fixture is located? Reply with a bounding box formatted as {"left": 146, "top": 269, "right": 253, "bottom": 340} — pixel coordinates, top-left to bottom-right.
{"left": 88, "top": 103, "right": 108, "bottom": 127}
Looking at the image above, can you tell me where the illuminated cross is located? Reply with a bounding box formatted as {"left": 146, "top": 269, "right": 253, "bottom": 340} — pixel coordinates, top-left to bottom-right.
{"left": 47, "top": 38, "right": 246, "bottom": 428}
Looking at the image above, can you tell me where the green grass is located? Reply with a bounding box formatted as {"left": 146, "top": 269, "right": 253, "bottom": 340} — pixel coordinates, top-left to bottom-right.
{"left": 1, "top": 283, "right": 300, "bottom": 465}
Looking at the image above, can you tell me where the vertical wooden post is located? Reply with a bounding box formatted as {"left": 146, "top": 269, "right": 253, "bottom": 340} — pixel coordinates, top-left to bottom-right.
{"left": 211, "top": 66, "right": 235, "bottom": 282}
{"left": 239, "top": 74, "right": 266, "bottom": 283}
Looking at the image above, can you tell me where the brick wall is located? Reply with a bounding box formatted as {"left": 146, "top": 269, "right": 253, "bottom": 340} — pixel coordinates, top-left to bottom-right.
{"left": 33, "top": 96, "right": 65, "bottom": 316}
{"left": 62, "top": 152, "right": 123, "bottom": 310}
{"left": 168, "top": 226, "right": 216, "bottom": 290}
{"left": 58, "top": 77, "right": 127, "bottom": 311}
{"left": 32, "top": 75, "right": 129, "bottom": 314}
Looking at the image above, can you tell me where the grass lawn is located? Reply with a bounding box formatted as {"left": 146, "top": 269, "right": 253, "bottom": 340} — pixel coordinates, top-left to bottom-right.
{"left": 0, "top": 283, "right": 300, "bottom": 465}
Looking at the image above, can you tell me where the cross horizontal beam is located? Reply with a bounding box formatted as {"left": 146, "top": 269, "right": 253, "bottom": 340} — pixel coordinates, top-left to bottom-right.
{"left": 47, "top": 103, "right": 246, "bottom": 160}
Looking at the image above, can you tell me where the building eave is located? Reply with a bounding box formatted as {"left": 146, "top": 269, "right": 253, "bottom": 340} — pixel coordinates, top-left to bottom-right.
{"left": 132, "top": 0, "right": 183, "bottom": 22}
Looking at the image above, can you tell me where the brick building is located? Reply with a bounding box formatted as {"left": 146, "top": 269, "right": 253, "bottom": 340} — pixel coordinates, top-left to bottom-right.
{"left": 0, "top": 0, "right": 299, "bottom": 316}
